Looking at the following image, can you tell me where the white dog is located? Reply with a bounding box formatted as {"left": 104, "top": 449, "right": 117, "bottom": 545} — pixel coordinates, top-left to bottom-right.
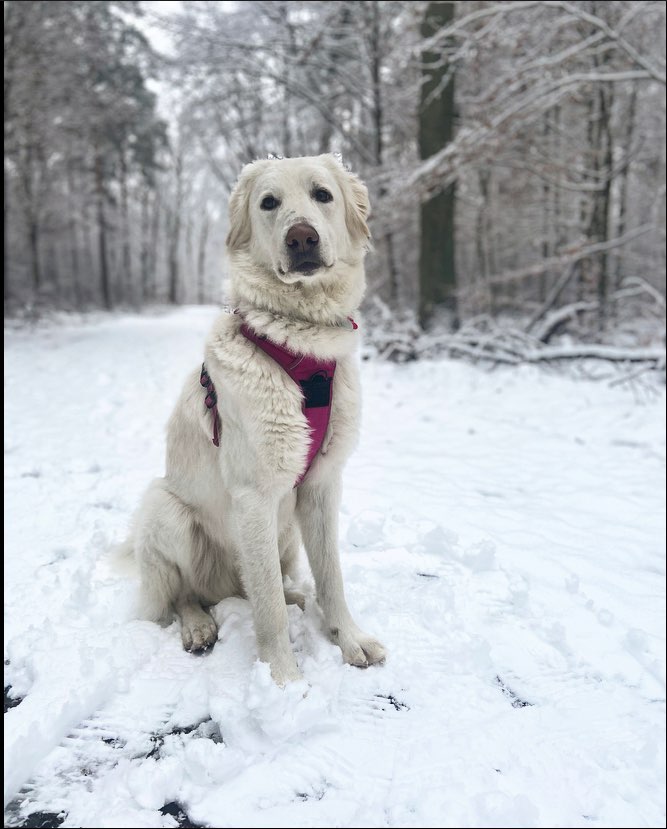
{"left": 128, "top": 154, "right": 386, "bottom": 685}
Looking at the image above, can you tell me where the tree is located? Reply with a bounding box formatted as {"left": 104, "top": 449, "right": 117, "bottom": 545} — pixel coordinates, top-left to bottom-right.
{"left": 4, "top": 0, "right": 167, "bottom": 311}
{"left": 418, "top": 1, "right": 457, "bottom": 328}
{"left": 405, "top": 0, "right": 665, "bottom": 337}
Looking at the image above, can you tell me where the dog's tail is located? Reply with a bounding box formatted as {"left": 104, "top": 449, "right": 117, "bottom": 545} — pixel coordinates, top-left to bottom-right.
{"left": 108, "top": 536, "right": 139, "bottom": 578}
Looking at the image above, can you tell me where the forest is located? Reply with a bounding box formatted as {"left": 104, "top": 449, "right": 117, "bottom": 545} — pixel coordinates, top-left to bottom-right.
{"left": 4, "top": 0, "right": 666, "bottom": 362}
{"left": 4, "top": 6, "right": 666, "bottom": 825}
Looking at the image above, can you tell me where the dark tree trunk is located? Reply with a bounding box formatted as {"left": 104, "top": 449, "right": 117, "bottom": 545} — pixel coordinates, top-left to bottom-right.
{"left": 20, "top": 143, "right": 43, "bottom": 296}
{"left": 95, "top": 150, "right": 112, "bottom": 310}
{"left": 613, "top": 84, "right": 637, "bottom": 316}
{"left": 28, "top": 214, "right": 41, "bottom": 295}
{"left": 66, "top": 161, "right": 82, "bottom": 308}
{"left": 4, "top": 161, "right": 9, "bottom": 305}
{"left": 119, "top": 150, "right": 132, "bottom": 305}
{"left": 476, "top": 168, "right": 495, "bottom": 315}
{"left": 149, "top": 191, "right": 161, "bottom": 302}
{"left": 540, "top": 115, "right": 551, "bottom": 304}
{"left": 168, "top": 148, "right": 183, "bottom": 305}
{"left": 168, "top": 205, "right": 180, "bottom": 305}
{"left": 418, "top": 1, "right": 457, "bottom": 328}
{"left": 594, "top": 84, "right": 613, "bottom": 331}
{"left": 140, "top": 185, "right": 151, "bottom": 305}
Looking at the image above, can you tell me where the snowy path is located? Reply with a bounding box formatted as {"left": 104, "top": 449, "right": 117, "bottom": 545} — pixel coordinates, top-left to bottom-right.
{"left": 4, "top": 307, "right": 665, "bottom": 828}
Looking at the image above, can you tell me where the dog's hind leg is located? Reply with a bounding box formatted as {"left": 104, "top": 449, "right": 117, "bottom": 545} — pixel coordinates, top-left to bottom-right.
{"left": 280, "top": 522, "right": 307, "bottom": 610}
{"left": 135, "top": 480, "right": 219, "bottom": 652}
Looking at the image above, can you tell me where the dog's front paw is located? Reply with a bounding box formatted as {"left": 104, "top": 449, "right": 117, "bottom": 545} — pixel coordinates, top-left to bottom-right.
{"left": 333, "top": 627, "right": 387, "bottom": 668}
{"left": 270, "top": 659, "right": 304, "bottom": 687}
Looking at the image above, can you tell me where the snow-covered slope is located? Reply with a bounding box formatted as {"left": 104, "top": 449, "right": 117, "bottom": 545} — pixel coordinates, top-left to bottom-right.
{"left": 4, "top": 307, "right": 665, "bottom": 828}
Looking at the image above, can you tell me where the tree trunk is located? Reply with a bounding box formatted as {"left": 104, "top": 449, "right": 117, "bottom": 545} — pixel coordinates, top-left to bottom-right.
{"left": 594, "top": 83, "right": 613, "bottom": 331}
{"left": 279, "top": 2, "right": 294, "bottom": 157}
{"left": 28, "top": 212, "right": 41, "bottom": 296}
{"left": 418, "top": 1, "right": 457, "bottom": 329}
{"left": 475, "top": 168, "right": 491, "bottom": 314}
{"left": 197, "top": 210, "right": 210, "bottom": 304}
{"left": 4, "top": 160, "right": 10, "bottom": 305}
{"left": 540, "top": 114, "right": 551, "bottom": 303}
{"left": 66, "top": 161, "right": 82, "bottom": 309}
{"left": 613, "top": 84, "right": 637, "bottom": 307}
{"left": 584, "top": 45, "right": 614, "bottom": 331}
{"left": 140, "top": 185, "right": 151, "bottom": 305}
{"left": 168, "top": 147, "right": 183, "bottom": 305}
{"left": 369, "top": 0, "right": 399, "bottom": 304}
{"left": 95, "top": 150, "right": 112, "bottom": 310}
{"left": 149, "top": 190, "right": 161, "bottom": 302}
{"left": 168, "top": 207, "right": 180, "bottom": 305}
{"left": 19, "top": 143, "right": 42, "bottom": 296}
{"left": 119, "top": 149, "right": 132, "bottom": 305}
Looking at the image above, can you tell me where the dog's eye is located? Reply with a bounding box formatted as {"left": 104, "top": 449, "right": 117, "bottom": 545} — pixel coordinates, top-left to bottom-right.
{"left": 260, "top": 195, "right": 280, "bottom": 211}
{"left": 313, "top": 188, "right": 333, "bottom": 204}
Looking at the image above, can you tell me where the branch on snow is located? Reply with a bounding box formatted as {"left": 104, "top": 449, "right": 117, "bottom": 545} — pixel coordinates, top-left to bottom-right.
{"left": 365, "top": 309, "right": 665, "bottom": 370}
{"left": 429, "top": 336, "right": 665, "bottom": 368}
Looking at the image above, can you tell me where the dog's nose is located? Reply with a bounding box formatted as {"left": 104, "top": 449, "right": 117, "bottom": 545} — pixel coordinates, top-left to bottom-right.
{"left": 286, "top": 223, "right": 319, "bottom": 253}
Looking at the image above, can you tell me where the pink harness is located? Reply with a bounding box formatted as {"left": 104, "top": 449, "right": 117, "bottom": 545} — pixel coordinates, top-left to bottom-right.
{"left": 201, "top": 318, "right": 357, "bottom": 486}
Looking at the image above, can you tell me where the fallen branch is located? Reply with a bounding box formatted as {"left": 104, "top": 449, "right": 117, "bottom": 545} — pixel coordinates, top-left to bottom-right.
{"left": 366, "top": 323, "right": 665, "bottom": 370}
{"left": 523, "top": 344, "right": 666, "bottom": 364}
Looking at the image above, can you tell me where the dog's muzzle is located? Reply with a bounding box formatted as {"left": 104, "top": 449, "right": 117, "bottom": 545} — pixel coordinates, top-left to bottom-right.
{"left": 285, "top": 222, "right": 322, "bottom": 275}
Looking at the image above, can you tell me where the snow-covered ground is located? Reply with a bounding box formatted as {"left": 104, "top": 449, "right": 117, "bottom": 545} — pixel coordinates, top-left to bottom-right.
{"left": 4, "top": 306, "right": 666, "bottom": 829}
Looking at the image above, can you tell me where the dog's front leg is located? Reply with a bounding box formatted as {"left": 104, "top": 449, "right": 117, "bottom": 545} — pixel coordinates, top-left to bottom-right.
{"left": 233, "top": 487, "right": 302, "bottom": 686}
{"left": 297, "top": 476, "right": 386, "bottom": 668}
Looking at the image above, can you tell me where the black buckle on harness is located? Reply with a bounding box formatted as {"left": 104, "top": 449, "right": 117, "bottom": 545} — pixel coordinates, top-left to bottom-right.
{"left": 300, "top": 371, "right": 332, "bottom": 408}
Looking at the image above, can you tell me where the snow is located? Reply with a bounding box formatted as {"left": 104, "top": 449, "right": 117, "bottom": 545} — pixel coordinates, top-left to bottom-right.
{"left": 4, "top": 306, "right": 666, "bottom": 828}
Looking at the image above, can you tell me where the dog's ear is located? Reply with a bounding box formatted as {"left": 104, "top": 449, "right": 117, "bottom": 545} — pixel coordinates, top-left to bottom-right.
{"left": 226, "top": 162, "right": 259, "bottom": 252}
{"left": 343, "top": 172, "right": 371, "bottom": 244}
{"left": 323, "top": 155, "right": 371, "bottom": 245}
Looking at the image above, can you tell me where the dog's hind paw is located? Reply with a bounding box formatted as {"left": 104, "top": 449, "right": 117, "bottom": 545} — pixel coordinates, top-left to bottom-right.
{"left": 179, "top": 608, "right": 218, "bottom": 654}
{"left": 283, "top": 587, "right": 307, "bottom": 610}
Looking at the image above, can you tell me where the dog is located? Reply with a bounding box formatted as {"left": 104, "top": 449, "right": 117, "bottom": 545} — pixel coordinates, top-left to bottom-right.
{"left": 127, "top": 154, "right": 386, "bottom": 686}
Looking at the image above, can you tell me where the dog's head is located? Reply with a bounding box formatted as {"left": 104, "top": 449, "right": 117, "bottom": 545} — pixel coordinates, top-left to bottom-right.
{"left": 226, "top": 155, "right": 371, "bottom": 299}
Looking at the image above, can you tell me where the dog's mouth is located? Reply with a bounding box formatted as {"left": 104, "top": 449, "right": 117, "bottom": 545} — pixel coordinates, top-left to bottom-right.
{"left": 280, "top": 246, "right": 327, "bottom": 277}
{"left": 292, "top": 261, "right": 320, "bottom": 275}
{"left": 278, "top": 260, "right": 330, "bottom": 278}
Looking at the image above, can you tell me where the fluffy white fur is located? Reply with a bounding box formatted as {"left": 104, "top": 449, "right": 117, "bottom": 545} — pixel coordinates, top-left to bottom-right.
{"left": 128, "top": 154, "right": 386, "bottom": 685}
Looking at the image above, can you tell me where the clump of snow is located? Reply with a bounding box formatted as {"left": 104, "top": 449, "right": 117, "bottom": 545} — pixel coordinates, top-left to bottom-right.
{"left": 127, "top": 757, "right": 183, "bottom": 811}
{"left": 346, "top": 509, "right": 386, "bottom": 549}
{"left": 414, "top": 522, "right": 458, "bottom": 556}
{"left": 461, "top": 539, "right": 497, "bottom": 571}
{"left": 245, "top": 661, "right": 331, "bottom": 742}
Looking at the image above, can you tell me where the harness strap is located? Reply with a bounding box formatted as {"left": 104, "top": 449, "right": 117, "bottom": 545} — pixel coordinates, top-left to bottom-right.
{"left": 239, "top": 323, "right": 337, "bottom": 486}
{"left": 199, "top": 364, "right": 220, "bottom": 447}
{"left": 200, "top": 316, "right": 357, "bottom": 485}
